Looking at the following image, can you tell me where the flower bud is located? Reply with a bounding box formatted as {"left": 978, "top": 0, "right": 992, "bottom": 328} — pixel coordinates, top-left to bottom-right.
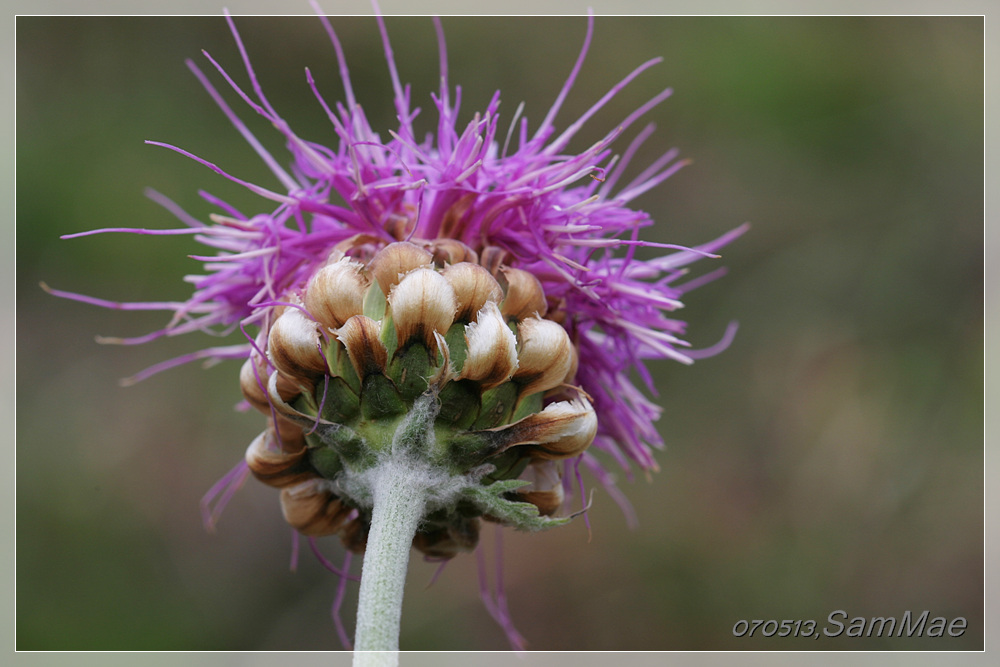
{"left": 245, "top": 430, "right": 314, "bottom": 488}
{"left": 499, "top": 267, "right": 547, "bottom": 320}
{"left": 460, "top": 301, "right": 518, "bottom": 389}
{"left": 267, "top": 307, "right": 328, "bottom": 385}
{"left": 304, "top": 257, "right": 369, "bottom": 330}
{"left": 388, "top": 268, "right": 457, "bottom": 350}
{"left": 514, "top": 316, "right": 574, "bottom": 396}
{"left": 334, "top": 315, "right": 388, "bottom": 379}
{"left": 443, "top": 262, "right": 504, "bottom": 322}
{"left": 280, "top": 478, "right": 353, "bottom": 537}
{"left": 367, "top": 241, "right": 433, "bottom": 295}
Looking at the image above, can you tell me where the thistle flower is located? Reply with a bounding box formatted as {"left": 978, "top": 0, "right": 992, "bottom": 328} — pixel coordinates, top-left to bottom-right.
{"left": 47, "top": 10, "right": 745, "bottom": 654}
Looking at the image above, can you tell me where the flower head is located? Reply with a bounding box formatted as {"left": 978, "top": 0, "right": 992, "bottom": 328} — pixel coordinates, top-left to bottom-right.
{"left": 48, "top": 10, "right": 744, "bottom": 649}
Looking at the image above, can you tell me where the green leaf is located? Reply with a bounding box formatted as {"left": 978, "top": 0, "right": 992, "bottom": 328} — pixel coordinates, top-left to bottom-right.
{"left": 443, "top": 321, "right": 468, "bottom": 373}
{"left": 362, "top": 280, "right": 387, "bottom": 321}
{"left": 326, "top": 340, "right": 361, "bottom": 394}
{"left": 480, "top": 449, "right": 530, "bottom": 482}
{"left": 511, "top": 390, "right": 543, "bottom": 422}
{"left": 461, "top": 481, "right": 571, "bottom": 532}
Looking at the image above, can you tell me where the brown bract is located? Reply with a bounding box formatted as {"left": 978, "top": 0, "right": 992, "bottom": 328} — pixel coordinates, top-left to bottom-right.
{"left": 425, "top": 238, "right": 479, "bottom": 266}
{"left": 304, "top": 257, "right": 370, "bottom": 330}
{"left": 443, "top": 262, "right": 504, "bottom": 322}
{"left": 366, "top": 241, "right": 433, "bottom": 295}
{"left": 412, "top": 518, "right": 480, "bottom": 560}
{"left": 245, "top": 430, "right": 314, "bottom": 488}
{"left": 334, "top": 315, "right": 388, "bottom": 379}
{"left": 486, "top": 398, "right": 597, "bottom": 460}
{"left": 388, "top": 268, "right": 457, "bottom": 350}
{"left": 513, "top": 316, "right": 574, "bottom": 396}
{"left": 240, "top": 356, "right": 298, "bottom": 415}
{"left": 267, "top": 307, "right": 328, "bottom": 386}
{"left": 499, "top": 267, "right": 548, "bottom": 321}
{"left": 460, "top": 301, "right": 518, "bottom": 389}
{"left": 515, "top": 460, "right": 565, "bottom": 516}
{"left": 280, "top": 478, "right": 354, "bottom": 537}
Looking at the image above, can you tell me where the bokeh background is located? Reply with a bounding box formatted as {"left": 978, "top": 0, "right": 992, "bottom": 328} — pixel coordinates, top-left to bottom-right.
{"left": 16, "top": 14, "right": 983, "bottom": 651}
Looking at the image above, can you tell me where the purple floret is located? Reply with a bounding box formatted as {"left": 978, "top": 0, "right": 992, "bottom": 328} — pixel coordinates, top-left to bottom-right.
{"left": 48, "top": 10, "right": 748, "bottom": 651}
{"left": 54, "top": 11, "right": 744, "bottom": 510}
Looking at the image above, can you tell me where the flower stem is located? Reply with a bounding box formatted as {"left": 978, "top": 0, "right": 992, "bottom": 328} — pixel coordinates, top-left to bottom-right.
{"left": 353, "top": 460, "right": 427, "bottom": 667}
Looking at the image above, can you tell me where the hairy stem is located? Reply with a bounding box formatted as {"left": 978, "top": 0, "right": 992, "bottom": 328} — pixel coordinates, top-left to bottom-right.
{"left": 353, "top": 460, "right": 427, "bottom": 667}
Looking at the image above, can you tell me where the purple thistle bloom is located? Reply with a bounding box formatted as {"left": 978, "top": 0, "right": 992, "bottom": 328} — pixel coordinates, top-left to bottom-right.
{"left": 49, "top": 10, "right": 744, "bottom": 648}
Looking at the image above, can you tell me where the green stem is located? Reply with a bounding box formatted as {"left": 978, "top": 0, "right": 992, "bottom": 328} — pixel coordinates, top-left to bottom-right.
{"left": 353, "top": 460, "right": 427, "bottom": 667}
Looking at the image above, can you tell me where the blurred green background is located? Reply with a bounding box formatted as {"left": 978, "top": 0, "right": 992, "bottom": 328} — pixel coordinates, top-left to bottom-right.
{"left": 16, "top": 15, "right": 983, "bottom": 650}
